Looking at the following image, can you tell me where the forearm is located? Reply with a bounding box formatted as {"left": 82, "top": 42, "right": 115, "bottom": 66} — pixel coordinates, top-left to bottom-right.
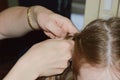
{"left": 0, "top": 6, "right": 32, "bottom": 39}
{"left": 0, "top": 5, "right": 78, "bottom": 39}
{"left": 3, "top": 39, "right": 74, "bottom": 80}
{"left": 3, "top": 58, "right": 38, "bottom": 80}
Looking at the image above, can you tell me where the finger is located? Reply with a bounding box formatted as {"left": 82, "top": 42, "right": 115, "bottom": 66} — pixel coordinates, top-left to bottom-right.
{"left": 47, "top": 22, "right": 66, "bottom": 38}
{"left": 66, "top": 40, "right": 75, "bottom": 55}
{"left": 66, "top": 40, "right": 74, "bottom": 47}
{"left": 61, "top": 40, "right": 74, "bottom": 57}
{"left": 44, "top": 31, "right": 55, "bottom": 38}
{"left": 62, "top": 19, "right": 79, "bottom": 34}
{"left": 53, "top": 14, "right": 79, "bottom": 34}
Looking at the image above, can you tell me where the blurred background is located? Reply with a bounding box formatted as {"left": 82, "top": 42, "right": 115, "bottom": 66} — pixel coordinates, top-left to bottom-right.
{"left": 0, "top": 0, "right": 86, "bottom": 79}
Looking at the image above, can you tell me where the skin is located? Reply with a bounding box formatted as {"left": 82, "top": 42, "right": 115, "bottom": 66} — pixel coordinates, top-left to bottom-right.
{"left": 0, "top": 5, "right": 78, "bottom": 80}
{"left": 0, "top": 6, "right": 78, "bottom": 39}
{"left": 3, "top": 39, "right": 74, "bottom": 80}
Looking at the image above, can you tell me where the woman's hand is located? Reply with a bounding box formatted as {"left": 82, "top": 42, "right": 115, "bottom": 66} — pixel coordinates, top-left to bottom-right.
{"left": 26, "top": 39, "right": 74, "bottom": 76}
{"left": 4, "top": 39, "right": 74, "bottom": 80}
{"left": 0, "top": 6, "right": 78, "bottom": 40}
{"left": 31, "top": 6, "right": 79, "bottom": 38}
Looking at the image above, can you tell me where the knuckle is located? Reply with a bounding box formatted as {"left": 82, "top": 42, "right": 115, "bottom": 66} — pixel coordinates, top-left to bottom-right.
{"left": 61, "top": 40, "right": 71, "bottom": 48}
{"left": 59, "top": 70, "right": 65, "bottom": 74}
{"left": 65, "top": 17, "right": 71, "bottom": 23}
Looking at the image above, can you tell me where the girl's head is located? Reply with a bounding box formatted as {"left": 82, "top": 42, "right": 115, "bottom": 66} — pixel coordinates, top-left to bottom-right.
{"left": 72, "top": 17, "right": 120, "bottom": 80}
{"left": 37, "top": 17, "right": 120, "bottom": 80}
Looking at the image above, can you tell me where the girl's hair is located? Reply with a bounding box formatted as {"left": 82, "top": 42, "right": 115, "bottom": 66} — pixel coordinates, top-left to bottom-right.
{"left": 37, "top": 17, "right": 120, "bottom": 80}
{"left": 72, "top": 17, "right": 120, "bottom": 79}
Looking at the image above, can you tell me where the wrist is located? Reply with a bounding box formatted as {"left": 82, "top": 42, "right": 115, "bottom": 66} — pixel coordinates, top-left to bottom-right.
{"left": 3, "top": 58, "right": 38, "bottom": 80}
{"left": 27, "top": 6, "right": 40, "bottom": 30}
{"left": 33, "top": 6, "right": 54, "bottom": 28}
